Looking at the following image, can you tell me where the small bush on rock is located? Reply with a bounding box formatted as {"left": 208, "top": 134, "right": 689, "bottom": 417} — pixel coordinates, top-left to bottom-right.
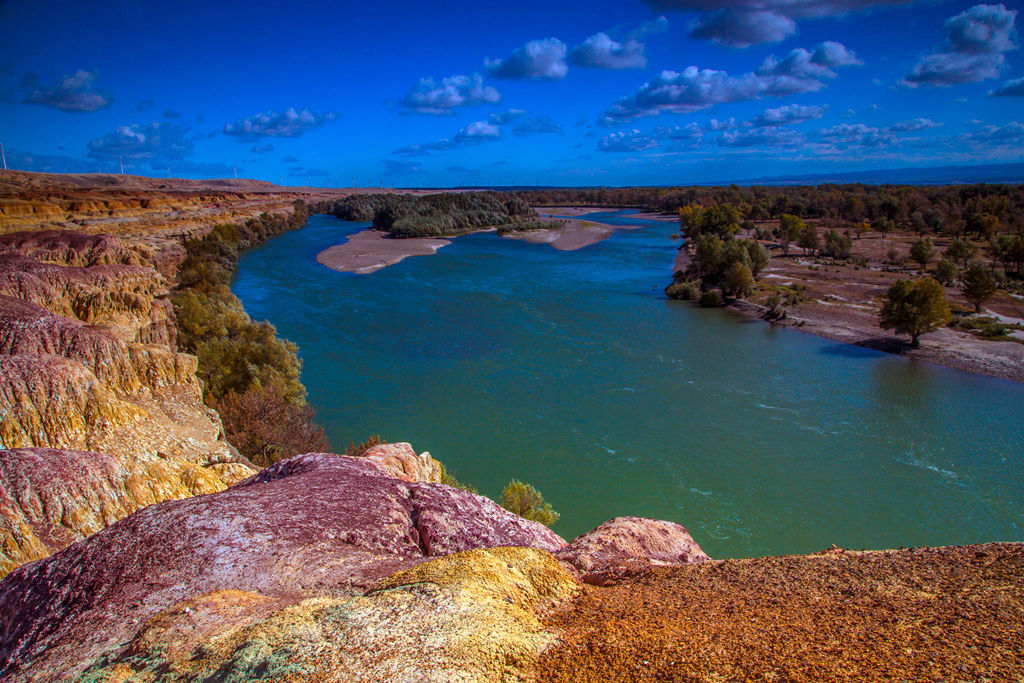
{"left": 501, "top": 480, "right": 560, "bottom": 527}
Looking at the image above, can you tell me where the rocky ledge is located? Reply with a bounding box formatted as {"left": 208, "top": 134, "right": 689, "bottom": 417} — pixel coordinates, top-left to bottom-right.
{"left": 0, "top": 447, "right": 706, "bottom": 681}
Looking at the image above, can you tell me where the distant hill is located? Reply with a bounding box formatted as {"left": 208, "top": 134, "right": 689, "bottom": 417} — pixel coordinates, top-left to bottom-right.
{"left": 722, "top": 163, "right": 1024, "bottom": 187}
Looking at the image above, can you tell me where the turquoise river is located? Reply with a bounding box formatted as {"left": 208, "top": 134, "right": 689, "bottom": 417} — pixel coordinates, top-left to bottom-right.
{"left": 233, "top": 212, "right": 1024, "bottom": 559}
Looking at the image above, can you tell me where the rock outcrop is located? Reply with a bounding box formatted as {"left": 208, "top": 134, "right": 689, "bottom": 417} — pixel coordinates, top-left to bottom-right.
{"left": 0, "top": 452, "right": 567, "bottom": 680}
{"left": 0, "top": 238, "right": 255, "bottom": 576}
{"left": 555, "top": 516, "right": 709, "bottom": 585}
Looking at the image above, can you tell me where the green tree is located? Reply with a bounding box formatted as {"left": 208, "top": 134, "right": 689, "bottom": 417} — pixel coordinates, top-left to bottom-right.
{"left": 935, "top": 258, "right": 958, "bottom": 286}
{"left": 745, "top": 240, "right": 771, "bottom": 276}
{"left": 909, "top": 237, "right": 936, "bottom": 271}
{"left": 961, "top": 262, "right": 997, "bottom": 313}
{"left": 879, "top": 277, "right": 951, "bottom": 347}
{"left": 798, "top": 223, "right": 820, "bottom": 255}
{"left": 967, "top": 212, "right": 1000, "bottom": 240}
{"left": 724, "top": 262, "right": 755, "bottom": 298}
{"left": 778, "top": 214, "right": 805, "bottom": 255}
{"left": 823, "top": 230, "right": 851, "bottom": 259}
{"left": 501, "top": 480, "right": 560, "bottom": 526}
{"left": 945, "top": 238, "right": 978, "bottom": 268}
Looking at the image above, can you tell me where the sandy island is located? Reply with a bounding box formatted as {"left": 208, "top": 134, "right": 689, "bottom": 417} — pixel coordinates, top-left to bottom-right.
{"left": 316, "top": 229, "right": 450, "bottom": 274}
{"left": 317, "top": 207, "right": 667, "bottom": 273}
{"left": 503, "top": 206, "right": 654, "bottom": 251}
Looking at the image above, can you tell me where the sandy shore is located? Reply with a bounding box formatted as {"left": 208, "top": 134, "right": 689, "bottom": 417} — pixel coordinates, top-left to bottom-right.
{"left": 717, "top": 239, "right": 1024, "bottom": 383}
{"left": 316, "top": 229, "right": 450, "bottom": 274}
{"left": 730, "top": 296, "right": 1024, "bottom": 383}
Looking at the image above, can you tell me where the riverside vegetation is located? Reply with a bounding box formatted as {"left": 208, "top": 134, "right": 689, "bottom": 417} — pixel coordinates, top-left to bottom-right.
{"left": 172, "top": 201, "right": 331, "bottom": 467}
{"left": 638, "top": 186, "right": 1023, "bottom": 356}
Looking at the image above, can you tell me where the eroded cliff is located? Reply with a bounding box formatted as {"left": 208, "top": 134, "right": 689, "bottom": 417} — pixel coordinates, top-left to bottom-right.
{"left": 0, "top": 230, "right": 254, "bottom": 575}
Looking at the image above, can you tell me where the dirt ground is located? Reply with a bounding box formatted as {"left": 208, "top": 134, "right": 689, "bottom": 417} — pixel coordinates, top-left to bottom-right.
{"left": 537, "top": 543, "right": 1024, "bottom": 682}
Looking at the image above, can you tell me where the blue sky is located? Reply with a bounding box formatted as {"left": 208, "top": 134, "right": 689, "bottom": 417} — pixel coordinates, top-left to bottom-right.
{"left": 1, "top": 0, "right": 1022, "bottom": 186}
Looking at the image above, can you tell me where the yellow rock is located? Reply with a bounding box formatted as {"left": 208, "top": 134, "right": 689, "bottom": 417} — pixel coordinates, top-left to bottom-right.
{"left": 81, "top": 547, "right": 581, "bottom": 682}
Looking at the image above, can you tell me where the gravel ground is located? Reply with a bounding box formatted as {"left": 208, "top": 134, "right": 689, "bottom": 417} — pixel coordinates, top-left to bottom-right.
{"left": 537, "top": 543, "right": 1024, "bottom": 682}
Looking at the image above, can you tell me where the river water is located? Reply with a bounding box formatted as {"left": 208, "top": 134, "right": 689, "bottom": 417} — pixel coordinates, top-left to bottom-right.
{"left": 233, "top": 212, "right": 1024, "bottom": 558}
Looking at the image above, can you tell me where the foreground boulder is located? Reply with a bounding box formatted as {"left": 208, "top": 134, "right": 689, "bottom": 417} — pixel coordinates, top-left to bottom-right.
{"left": 0, "top": 452, "right": 566, "bottom": 680}
{"left": 80, "top": 547, "right": 580, "bottom": 682}
{"left": 555, "top": 516, "right": 709, "bottom": 585}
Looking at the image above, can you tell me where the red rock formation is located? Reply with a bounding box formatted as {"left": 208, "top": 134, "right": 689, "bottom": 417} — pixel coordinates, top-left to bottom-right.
{"left": 0, "top": 251, "right": 174, "bottom": 346}
{"left": 0, "top": 230, "right": 152, "bottom": 269}
{"left": 0, "top": 452, "right": 566, "bottom": 680}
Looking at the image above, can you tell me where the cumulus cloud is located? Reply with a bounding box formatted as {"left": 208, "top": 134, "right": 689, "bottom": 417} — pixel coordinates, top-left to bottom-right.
{"left": 400, "top": 73, "right": 501, "bottom": 114}
{"left": 962, "top": 121, "right": 1024, "bottom": 143}
{"left": 903, "top": 4, "right": 1018, "bottom": 87}
{"left": 657, "top": 123, "right": 704, "bottom": 146}
{"left": 456, "top": 120, "right": 502, "bottom": 142}
{"left": 719, "top": 127, "right": 805, "bottom": 147}
{"left": 990, "top": 76, "right": 1024, "bottom": 95}
{"left": 817, "top": 122, "right": 897, "bottom": 148}
{"left": 749, "top": 104, "right": 826, "bottom": 127}
{"left": 905, "top": 52, "right": 1006, "bottom": 86}
{"left": 488, "top": 108, "right": 529, "bottom": 125}
{"left": 569, "top": 17, "right": 668, "bottom": 70}
{"left": 943, "top": 3, "right": 1018, "bottom": 53}
{"left": 645, "top": 0, "right": 915, "bottom": 47}
{"left": 393, "top": 110, "right": 561, "bottom": 156}
{"left": 485, "top": 38, "right": 568, "bottom": 80}
{"left": 707, "top": 117, "right": 738, "bottom": 130}
{"left": 598, "top": 129, "right": 659, "bottom": 152}
{"left": 689, "top": 9, "right": 796, "bottom": 48}
{"left": 392, "top": 119, "right": 502, "bottom": 156}
{"left": 602, "top": 41, "right": 860, "bottom": 122}
{"left": 569, "top": 33, "right": 648, "bottom": 69}
{"left": 250, "top": 143, "right": 275, "bottom": 153}
{"left": 222, "top": 107, "right": 338, "bottom": 142}
{"left": 23, "top": 69, "right": 112, "bottom": 112}
{"left": 513, "top": 116, "right": 563, "bottom": 136}
{"left": 86, "top": 122, "right": 194, "bottom": 162}
{"left": 889, "top": 118, "right": 943, "bottom": 131}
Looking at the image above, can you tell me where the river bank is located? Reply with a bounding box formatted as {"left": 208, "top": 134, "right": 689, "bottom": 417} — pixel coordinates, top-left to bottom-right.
{"left": 716, "top": 232, "right": 1024, "bottom": 384}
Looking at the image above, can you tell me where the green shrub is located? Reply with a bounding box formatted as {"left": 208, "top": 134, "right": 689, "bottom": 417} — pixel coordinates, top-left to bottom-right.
{"left": 665, "top": 280, "right": 701, "bottom": 300}
{"left": 172, "top": 203, "right": 324, "bottom": 466}
{"left": 215, "top": 388, "right": 330, "bottom": 467}
{"left": 935, "top": 258, "right": 958, "bottom": 286}
{"left": 699, "top": 289, "right": 725, "bottom": 307}
{"left": 345, "top": 434, "right": 385, "bottom": 457}
{"left": 501, "top": 480, "right": 560, "bottom": 527}
{"left": 438, "top": 462, "right": 478, "bottom": 494}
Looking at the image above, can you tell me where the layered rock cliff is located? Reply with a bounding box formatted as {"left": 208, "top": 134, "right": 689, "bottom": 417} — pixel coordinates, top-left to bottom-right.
{"left": 0, "top": 231, "right": 254, "bottom": 575}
